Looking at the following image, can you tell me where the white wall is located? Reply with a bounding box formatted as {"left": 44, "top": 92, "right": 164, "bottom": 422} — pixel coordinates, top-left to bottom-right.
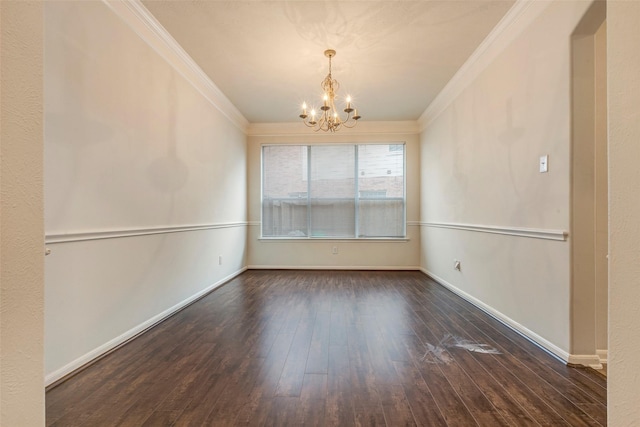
{"left": 607, "top": 1, "right": 640, "bottom": 424}
{"left": 0, "top": 2, "right": 45, "bottom": 425}
{"left": 419, "top": 1, "right": 595, "bottom": 359}
{"left": 247, "top": 127, "right": 420, "bottom": 269}
{"left": 44, "top": 1, "right": 247, "bottom": 383}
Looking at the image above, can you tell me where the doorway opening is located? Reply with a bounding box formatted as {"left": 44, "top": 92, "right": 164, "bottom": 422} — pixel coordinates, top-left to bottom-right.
{"left": 570, "top": 1, "right": 607, "bottom": 371}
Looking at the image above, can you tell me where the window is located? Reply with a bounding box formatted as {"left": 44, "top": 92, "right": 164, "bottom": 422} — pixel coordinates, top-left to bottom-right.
{"left": 262, "top": 144, "right": 405, "bottom": 238}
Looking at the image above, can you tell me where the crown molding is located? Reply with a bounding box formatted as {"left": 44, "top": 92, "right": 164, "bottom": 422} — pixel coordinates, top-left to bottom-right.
{"left": 418, "top": 0, "right": 549, "bottom": 132}
{"left": 102, "top": 0, "right": 249, "bottom": 133}
{"left": 247, "top": 121, "right": 420, "bottom": 137}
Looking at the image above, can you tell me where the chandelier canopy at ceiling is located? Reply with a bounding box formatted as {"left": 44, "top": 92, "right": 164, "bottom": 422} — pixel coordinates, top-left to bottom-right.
{"left": 299, "top": 49, "right": 361, "bottom": 132}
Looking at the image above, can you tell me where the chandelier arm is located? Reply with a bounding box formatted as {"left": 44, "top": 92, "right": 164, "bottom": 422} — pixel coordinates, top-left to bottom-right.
{"left": 341, "top": 120, "right": 358, "bottom": 129}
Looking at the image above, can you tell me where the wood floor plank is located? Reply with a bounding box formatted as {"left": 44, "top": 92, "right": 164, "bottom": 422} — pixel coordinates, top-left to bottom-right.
{"left": 275, "top": 312, "right": 315, "bottom": 397}
{"left": 378, "top": 383, "right": 418, "bottom": 426}
{"left": 301, "top": 374, "right": 328, "bottom": 400}
{"left": 46, "top": 270, "right": 607, "bottom": 426}
{"left": 326, "top": 344, "right": 356, "bottom": 427}
{"left": 264, "top": 396, "right": 300, "bottom": 426}
{"left": 402, "top": 334, "right": 480, "bottom": 426}
{"left": 306, "top": 311, "right": 331, "bottom": 374}
{"left": 392, "top": 360, "right": 448, "bottom": 427}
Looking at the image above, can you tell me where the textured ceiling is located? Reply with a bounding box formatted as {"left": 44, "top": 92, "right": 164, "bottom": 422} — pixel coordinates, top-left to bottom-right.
{"left": 142, "top": 1, "right": 515, "bottom": 123}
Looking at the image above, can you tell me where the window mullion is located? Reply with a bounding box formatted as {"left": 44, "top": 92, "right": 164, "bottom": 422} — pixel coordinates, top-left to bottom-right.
{"left": 403, "top": 145, "right": 407, "bottom": 238}
{"left": 354, "top": 144, "right": 359, "bottom": 238}
{"left": 306, "top": 145, "right": 311, "bottom": 238}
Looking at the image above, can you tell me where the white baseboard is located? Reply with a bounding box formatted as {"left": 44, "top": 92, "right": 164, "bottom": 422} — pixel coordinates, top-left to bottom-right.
{"left": 45, "top": 267, "right": 247, "bottom": 387}
{"left": 247, "top": 265, "right": 422, "bottom": 271}
{"left": 568, "top": 354, "right": 603, "bottom": 370}
{"left": 420, "top": 268, "right": 601, "bottom": 367}
{"left": 597, "top": 349, "right": 608, "bottom": 364}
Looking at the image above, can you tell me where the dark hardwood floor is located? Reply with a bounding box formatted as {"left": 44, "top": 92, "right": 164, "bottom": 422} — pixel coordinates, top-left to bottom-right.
{"left": 46, "top": 270, "right": 607, "bottom": 426}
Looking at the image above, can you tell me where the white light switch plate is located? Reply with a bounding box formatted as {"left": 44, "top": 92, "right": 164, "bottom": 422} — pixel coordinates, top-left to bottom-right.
{"left": 540, "top": 155, "right": 549, "bottom": 173}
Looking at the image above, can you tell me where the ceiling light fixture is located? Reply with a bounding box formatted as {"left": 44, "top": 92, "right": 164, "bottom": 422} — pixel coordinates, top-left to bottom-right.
{"left": 299, "top": 49, "right": 361, "bottom": 132}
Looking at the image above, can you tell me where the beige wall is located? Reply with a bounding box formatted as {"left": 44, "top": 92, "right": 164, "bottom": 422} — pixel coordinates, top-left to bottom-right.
{"left": 44, "top": 1, "right": 247, "bottom": 382}
{"left": 594, "top": 21, "right": 608, "bottom": 355}
{"left": 420, "top": 1, "right": 595, "bottom": 358}
{"left": 247, "top": 131, "right": 420, "bottom": 269}
{"left": 0, "top": 1, "right": 45, "bottom": 425}
{"left": 608, "top": 1, "right": 640, "bottom": 424}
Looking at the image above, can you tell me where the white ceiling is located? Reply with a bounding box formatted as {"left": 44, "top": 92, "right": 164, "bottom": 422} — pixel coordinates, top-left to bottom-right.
{"left": 142, "top": 1, "right": 515, "bottom": 123}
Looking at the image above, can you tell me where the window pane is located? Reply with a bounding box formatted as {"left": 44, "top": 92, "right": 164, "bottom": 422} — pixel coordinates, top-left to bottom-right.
{"left": 357, "top": 144, "right": 405, "bottom": 237}
{"left": 261, "top": 143, "right": 405, "bottom": 239}
{"left": 309, "top": 145, "right": 355, "bottom": 237}
{"left": 262, "top": 146, "right": 308, "bottom": 237}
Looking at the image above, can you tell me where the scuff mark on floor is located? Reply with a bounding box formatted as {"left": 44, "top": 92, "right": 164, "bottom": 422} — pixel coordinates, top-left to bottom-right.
{"left": 422, "top": 333, "right": 501, "bottom": 364}
{"left": 422, "top": 342, "right": 454, "bottom": 364}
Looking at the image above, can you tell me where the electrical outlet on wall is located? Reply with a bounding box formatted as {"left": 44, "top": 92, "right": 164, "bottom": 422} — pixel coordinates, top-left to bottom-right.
{"left": 332, "top": 246, "right": 338, "bottom": 255}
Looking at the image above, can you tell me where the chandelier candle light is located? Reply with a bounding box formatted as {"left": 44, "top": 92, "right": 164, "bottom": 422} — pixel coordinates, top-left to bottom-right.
{"left": 299, "top": 49, "right": 361, "bottom": 132}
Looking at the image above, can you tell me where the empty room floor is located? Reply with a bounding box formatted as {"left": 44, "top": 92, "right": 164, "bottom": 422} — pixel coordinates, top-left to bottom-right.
{"left": 46, "top": 270, "right": 606, "bottom": 426}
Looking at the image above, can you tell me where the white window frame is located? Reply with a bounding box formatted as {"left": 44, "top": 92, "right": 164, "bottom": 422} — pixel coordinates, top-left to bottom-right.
{"left": 260, "top": 142, "right": 407, "bottom": 241}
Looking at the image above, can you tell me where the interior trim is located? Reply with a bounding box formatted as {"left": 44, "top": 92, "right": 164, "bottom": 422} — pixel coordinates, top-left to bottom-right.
{"left": 45, "top": 222, "right": 248, "bottom": 244}
{"left": 597, "top": 349, "right": 608, "bottom": 364}
{"left": 247, "top": 120, "right": 420, "bottom": 137}
{"left": 248, "top": 265, "right": 421, "bottom": 271}
{"left": 102, "top": 0, "right": 249, "bottom": 132}
{"left": 418, "top": 0, "right": 549, "bottom": 130}
{"left": 45, "top": 267, "right": 247, "bottom": 388}
{"left": 256, "top": 238, "right": 411, "bottom": 243}
{"left": 567, "top": 355, "right": 603, "bottom": 370}
{"left": 250, "top": 220, "right": 420, "bottom": 227}
{"left": 419, "top": 221, "right": 568, "bottom": 241}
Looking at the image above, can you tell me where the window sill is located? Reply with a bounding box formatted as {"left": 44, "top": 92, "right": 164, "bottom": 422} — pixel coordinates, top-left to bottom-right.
{"left": 258, "top": 237, "right": 410, "bottom": 243}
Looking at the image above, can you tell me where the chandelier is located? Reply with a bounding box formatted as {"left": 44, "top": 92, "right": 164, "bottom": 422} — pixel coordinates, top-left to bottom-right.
{"left": 299, "top": 49, "right": 361, "bottom": 132}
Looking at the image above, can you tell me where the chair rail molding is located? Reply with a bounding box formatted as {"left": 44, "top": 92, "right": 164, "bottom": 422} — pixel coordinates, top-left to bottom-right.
{"left": 45, "top": 222, "right": 249, "bottom": 244}
{"left": 419, "top": 221, "right": 568, "bottom": 241}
